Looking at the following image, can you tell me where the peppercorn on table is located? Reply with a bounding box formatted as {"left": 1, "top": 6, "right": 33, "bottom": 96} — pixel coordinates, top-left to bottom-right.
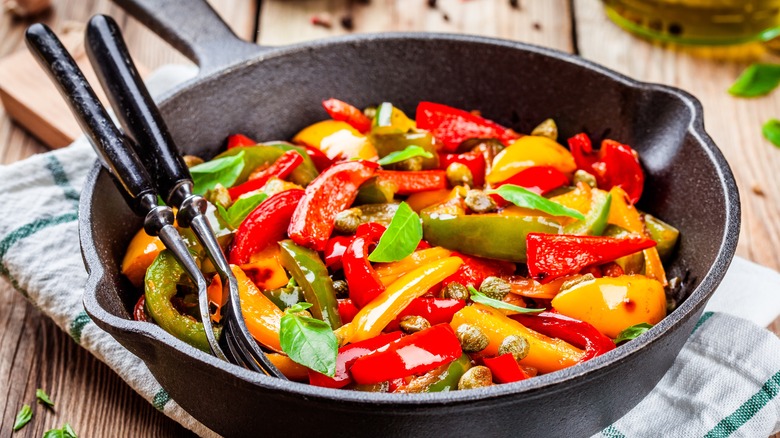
{"left": 1, "top": 0, "right": 779, "bottom": 436}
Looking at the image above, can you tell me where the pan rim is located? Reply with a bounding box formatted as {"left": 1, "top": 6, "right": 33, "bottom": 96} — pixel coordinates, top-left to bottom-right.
{"left": 80, "top": 33, "right": 740, "bottom": 406}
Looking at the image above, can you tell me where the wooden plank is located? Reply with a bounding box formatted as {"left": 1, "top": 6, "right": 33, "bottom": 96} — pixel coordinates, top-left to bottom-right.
{"left": 258, "top": 0, "right": 573, "bottom": 52}
{"left": 573, "top": 0, "right": 780, "bottom": 271}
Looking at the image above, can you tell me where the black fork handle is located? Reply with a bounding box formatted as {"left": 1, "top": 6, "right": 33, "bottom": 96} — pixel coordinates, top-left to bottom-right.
{"left": 25, "top": 23, "right": 158, "bottom": 216}
{"left": 86, "top": 14, "right": 191, "bottom": 206}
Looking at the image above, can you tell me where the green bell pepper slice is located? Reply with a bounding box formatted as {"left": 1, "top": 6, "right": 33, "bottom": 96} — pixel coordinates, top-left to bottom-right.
{"left": 369, "top": 131, "right": 439, "bottom": 170}
{"left": 215, "top": 142, "right": 318, "bottom": 186}
{"left": 278, "top": 240, "right": 342, "bottom": 329}
{"left": 262, "top": 286, "right": 305, "bottom": 310}
{"left": 643, "top": 213, "right": 679, "bottom": 262}
{"left": 603, "top": 224, "right": 645, "bottom": 274}
{"left": 144, "top": 250, "right": 216, "bottom": 352}
{"left": 421, "top": 208, "right": 561, "bottom": 263}
{"left": 355, "top": 176, "right": 398, "bottom": 205}
{"left": 426, "top": 354, "right": 472, "bottom": 392}
{"left": 563, "top": 190, "right": 612, "bottom": 236}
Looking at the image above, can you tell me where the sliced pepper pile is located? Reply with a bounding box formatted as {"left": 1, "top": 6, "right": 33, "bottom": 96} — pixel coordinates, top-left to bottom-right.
{"left": 122, "top": 99, "right": 680, "bottom": 392}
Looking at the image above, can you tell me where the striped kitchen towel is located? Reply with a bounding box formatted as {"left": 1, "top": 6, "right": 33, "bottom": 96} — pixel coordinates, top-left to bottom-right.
{"left": 1, "top": 66, "right": 779, "bottom": 438}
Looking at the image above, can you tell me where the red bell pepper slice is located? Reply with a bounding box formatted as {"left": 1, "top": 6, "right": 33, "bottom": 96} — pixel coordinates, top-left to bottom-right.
{"left": 511, "top": 311, "right": 615, "bottom": 361}
{"left": 376, "top": 170, "right": 447, "bottom": 195}
{"left": 227, "top": 150, "right": 304, "bottom": 200}
{"left": 385, "top": 297, "right": 466, "bottom": 331}
{"left": 343, "top": 223, "right": 386, "bottom": 308}
{"left": 525, "top": 233, "right": 657, "bottom": 284}
{"left": 338, "top": 299, "right": 360, "bottom": 324}
{"left": 322, "top": 98, "right": 372, "bottom": 133}
{"left": 324, "top": 236, "right": 352, "bottom": 271}
{"left": 482, "top": 353, "right": 529, "bottom": 384}
{"left": 133, "top": 295, "right": 149, "bottom": 322}
{"left": 228, "top": 189, "right": 305, "bottom": 265}
{"left": 416, "top": 102, "right": 520, "bottom": 152}
{"left": 438, "top": 151, "right": 486, "bottom": 187}
{"left": 288, "top": 160, "right": 378, "bottom": 251}
{"left": 493, "top": 166, "right": 569, "bottom": 195}
{"left": 442, "top": 253, "right": 515, "bottom": 288}
{"left": 350, "top": 324, "right": 462, "bottom": 385}
{"left": 309, "top": 331, "right": 403, "bottom": 389}
{"left": 227, "top": 133, "right": 256, "bottom": 149}
{"left": 568, "top": 133, "right": 645, "bottom": 204}
{"left": 301, "top": 144, "right": 333, "bottom": 173}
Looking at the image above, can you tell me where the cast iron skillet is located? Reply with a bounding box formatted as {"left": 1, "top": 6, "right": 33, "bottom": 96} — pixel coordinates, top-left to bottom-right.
{"left": 79, "top": 1, "right": 740, "bottom": 436}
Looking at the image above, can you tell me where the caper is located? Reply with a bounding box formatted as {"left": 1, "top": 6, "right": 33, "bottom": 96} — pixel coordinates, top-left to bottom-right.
{"left": 573, "top": 169, "right": 597, "bottom": 188}
{"left": 531, "top": 118, "right": 558, "bottom": 141}
{"left": 183, "top": 155, "right": 204, "bottom": 168}
{"left": 456, "top": 324, "right": 489, "bottom": 352}
{"left": 293, "top": 308, "right": 313, "bottom": 319}
{"left": 204, "top": 183, "right": 232, "bottom": 209}
{"left": 458, "top": 366, "right": 493, "bottom": 390}
{"left": 334, "top": 208, "right": 363, "bottom": 234}
{"left": 399, "top": 315, "right": 431, "bottom": 334}
{"left": 464, "top": 190, "right": 497, "bottom": 213}
{"left": 479, "top": 276, "right": 511, "bottom": 300}
{"left": 442, "top": 282, "right": 469, "bottom": 301}
{"left": 332, "top": 279, "right": 349, "bottom": 299}
{"left": 498, "top": 335, "right": 530, "bottom": 361}
{"left": 392, "top": 156, "right": 424, "bottom": 171}
{"left": 446, "top": 162, "right": 474, "bottom": 187}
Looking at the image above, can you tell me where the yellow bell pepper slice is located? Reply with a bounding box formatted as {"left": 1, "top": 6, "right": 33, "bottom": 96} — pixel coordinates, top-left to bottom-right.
{"left": 551, "top": 275, "right": 666, "bottom": 338}
{"left": 293, "top": 120, "right": 377, "bottom": 160}
{"left": 122, "top": 228, "right": 165, "bottom": 287}
{"left": 450, "top": 304, "right": 585, "bottom": 374}
{"left": 231, "top": 265, "right": 285, "bottom": 352}
{"left": 607, "top": 186, "right": 667, "bottom": 285}
{"left": 343, "top": 256, "right": 463, "bottom": 344}
{"left": 549, "top": 182, "right": 592, "bottom": 215}
{"left": 374, "top": 247, "right": 453, "bottom": 286}
{"left": 486, "top": 136, "right": 576, "bottom": 184}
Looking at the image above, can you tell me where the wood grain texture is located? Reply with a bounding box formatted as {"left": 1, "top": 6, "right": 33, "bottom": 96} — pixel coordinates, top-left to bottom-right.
{"left": 0, "top": 1, "right": 778, "bottom": 437}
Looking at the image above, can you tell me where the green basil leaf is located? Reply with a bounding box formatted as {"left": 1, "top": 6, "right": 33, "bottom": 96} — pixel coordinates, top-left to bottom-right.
{"left": 377, "top": 145, "right": 434, "bottom": 166}
{"left": 468, "top": 286, "right": 544, "bottom": 314}
{"left": 280, "top": 312, "right": 338, "bottom": 376}
{"left": 614, "top": 322, "right": 653, "bottom": 344}
{"left": 42, "top": 424, "right": 77, "bottom": 438}
{"left": 488, "top": 184, "right": 585, "bottom": 220}
{"left": 762, "top": 118, "right": 780, "bottom": 148}
{"left": 190, "top": 151, "right": 246, "bottom": 195}
{"left": 13, "top": 404, "right": 32, "bottom": 431}
{"left": 728, "top": 63, "right": 780, "bottom": 97}
{"left": 286, "top": 301, "right": 313, "bottom": 314}
{"left": 216, "top": 191, "right": 268, "bottom": 229}
{"left": 368, "top": 202, "right": 422, "bottom": 263}
{"left": 36, "top": 388, "right": 54, "bottom": 408}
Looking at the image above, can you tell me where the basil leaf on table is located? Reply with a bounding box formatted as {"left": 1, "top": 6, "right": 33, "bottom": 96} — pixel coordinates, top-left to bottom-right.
{"left": 13, "top": 404, "right": 32, "bottom": 431}
{"left": 468, "top": 286, "right": 544, "bottom": 314}
{"left": 728, "top": 63, "right": 780, "bottom": 97}
{"left": 36, "top": 388, "right": 54, "bottom": 408}
{"left": 216, "top": 191, "right": 268, "bottom": 229}
{"left": 614, "top": 322, "right": 653, "bottom": 344}
{"left": 762, "top": 119, "right": 780, "bottom": 148}
{"left": 377, "top": 145, "right": 434, "bottom": 166}
{"left": 368, "top": 202, "right": 422, "bottom": 263}
{"left": 280, "top": 302, "right": 338, "bottom": 377}
{"left": 488, "top": 184, "right": 585, "bottom": 220}
{"left": 42, "top": 423, "right": 77, "bottom": 438}
{"left": 190, "top": 151, "right": 246, "bottom": 195}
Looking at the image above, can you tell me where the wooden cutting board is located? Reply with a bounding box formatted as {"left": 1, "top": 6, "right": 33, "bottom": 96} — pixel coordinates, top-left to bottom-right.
{"left": 0, "top": 24, "right": 147, "bottom": 149}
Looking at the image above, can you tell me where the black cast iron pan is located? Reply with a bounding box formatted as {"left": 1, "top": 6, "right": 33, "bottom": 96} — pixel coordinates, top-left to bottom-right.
{"left": 79, "top": 1, "right": 740, "bottom": 436}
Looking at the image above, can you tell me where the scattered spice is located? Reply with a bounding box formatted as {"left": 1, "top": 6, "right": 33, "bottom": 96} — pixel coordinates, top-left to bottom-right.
{"left": 310, "top": 14, "right": 333, "bottom": 29}
{"left": 533, "top": 22, "right": 542, "bottom": 31}
{"left": 509, "top": 0, "right": 520, "bottom": 9}
{"left": 427, "top": 0, "right": 437, "bottom": 8}
{"left": 442, "top": 12, "right": 449, "bottom": 21}
{"left": 341, "top": 15, "right": 354, "bottom": 31}
{"left": 751, "top": 183, "right": 765, "bottom": 196}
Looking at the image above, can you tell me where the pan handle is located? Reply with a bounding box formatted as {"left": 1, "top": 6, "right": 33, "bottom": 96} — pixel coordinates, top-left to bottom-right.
{"left": 112, "top": 0, "right": 266, "bottom": 76}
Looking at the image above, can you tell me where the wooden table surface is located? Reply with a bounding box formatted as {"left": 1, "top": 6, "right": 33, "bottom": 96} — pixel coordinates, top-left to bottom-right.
{"left": 1, "top": 0, "right": 778, "bottom": 436}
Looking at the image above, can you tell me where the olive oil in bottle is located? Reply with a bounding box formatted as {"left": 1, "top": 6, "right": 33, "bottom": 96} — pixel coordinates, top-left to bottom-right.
{"left": 603, "top": 0, "right": 780, "bottom": 45}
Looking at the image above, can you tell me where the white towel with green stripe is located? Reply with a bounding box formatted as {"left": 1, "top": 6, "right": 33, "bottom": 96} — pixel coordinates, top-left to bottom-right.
{"left": 1, "top": 66, "right": 779, "bottom": 438}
